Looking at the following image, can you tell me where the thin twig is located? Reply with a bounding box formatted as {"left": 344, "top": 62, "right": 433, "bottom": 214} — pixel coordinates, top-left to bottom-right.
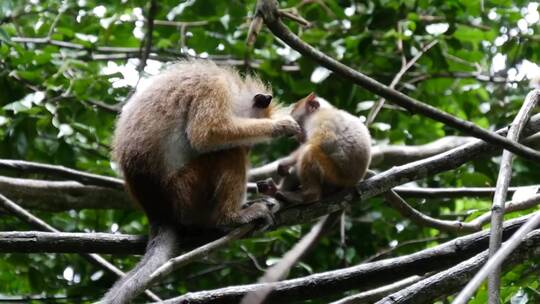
{"left": 137, "top": 0, "right": 158, "bottom": 73}
{"left": 384, "top": 190, "right": 479, "bottom": 232}
{"left": 330, "top": 276, "right": 424, "bottom": 304}
{"left": 362, "top": 237, "right": 449, "bottom": 263}
{"left": 393, "top": 186, "right": 536, "bottom": 199}
{"left": 469, "top": 193, "right": 540, "bottom": 228}
{"left": 0, "top": 193, "right": 160, "bottom": 301}
{"left": 148, "top": 225, "right": 255, "bottom": 285}
{"left": 255, "top": 0, "right": 540, "bottom": 162}
{"left": 278, "top": 9, "right": 311, "bottom": 27}
{"left": 487, "top": 89, "right": 540, "bottom": 303}
{"left": 46, "top": 5, "right": 66, "bottom": 39}
{"left": 240, "top": 214, "right": 338, "bottom": 304}
{"left": 453, "top": 211, "right": 540, "bottom": 304}
{"left": 366, "top": 40, "right": 438, "bottom": 125}
{"left": 246, "top": 16, "right": 264, "bottom": 47}
{"left": 152, "top": 19, "right": 209, "bottom": 27}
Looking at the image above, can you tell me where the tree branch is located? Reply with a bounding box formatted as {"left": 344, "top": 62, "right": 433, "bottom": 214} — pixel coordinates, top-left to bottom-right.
{"left": 453, "top": 211, "right": 540, "bottom": 304}
{"left": 0, "top": 231, "right": 146, "bottom": 254}
{"left": 0, "top": 193, "right": 160, "bottom": 301}
{"left": 0, "top": 159, "right": 123, "bottom": 189}
{"left": 136, "top": 0, "right": 158, "bottom": 73}
{"left": 330, "top": 276, "right": 424, "bottom": 304}
{"left": 366, "top": 40, "right": 438, "bottom": 125}
{"left": 255, "top": 0, "right": 540, "bottom": 162}
{"left": 394, "top": 186, "right": 535, "bottom": 199}
{"left": 241, "top": 214, "right": 338, "bottom": 304}
{"left": 148, "top": 225, "right": 255, "bottom": 287}
{"left": 375, "top": 229, "right": 540, "bottom": 304}
{"left": 383, "top": 190, "right": 478, "bottom": 232}
{"left": 0, "top": 175, "right": 133, "bottom": 211}
{"left": 487, "top": 89, "right": 540, "bottom": 302}
{"left": 158, "top": 214, "right": 537, "bottom": 303}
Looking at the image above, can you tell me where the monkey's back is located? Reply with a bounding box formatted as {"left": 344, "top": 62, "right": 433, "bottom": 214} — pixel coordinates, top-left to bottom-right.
{"left": 112, "top": 61, "right": 257, "bottom": 227}
{"left": 305, "top": 108, "right": 371, "bottom": 186}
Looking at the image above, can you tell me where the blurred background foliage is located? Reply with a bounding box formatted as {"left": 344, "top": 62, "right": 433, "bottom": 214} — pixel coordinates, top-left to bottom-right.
{"left": 0, "top": 0, "right": 539, "bottom": 302}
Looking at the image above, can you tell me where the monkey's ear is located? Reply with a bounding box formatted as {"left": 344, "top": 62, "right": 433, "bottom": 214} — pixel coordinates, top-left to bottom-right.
{"left": 253, "top": 94, "right": 273, "bottom": 108}
{"left": 305, "top": 92, "right": 316, "bottom": 102}
{"left": 306, "top": 98, "right": 320, "bottom": 113}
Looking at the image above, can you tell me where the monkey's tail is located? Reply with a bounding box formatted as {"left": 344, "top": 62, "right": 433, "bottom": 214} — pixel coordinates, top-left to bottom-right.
{"left": 100, "top": 224, "right": 180, "bottom": 304}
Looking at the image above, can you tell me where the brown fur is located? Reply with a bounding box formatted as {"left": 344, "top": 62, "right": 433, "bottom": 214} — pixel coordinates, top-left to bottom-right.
{"left": 113, "top": 60, "right": 299, "bottom": 228}
{"left": 279, "top": 93, "right": 372, "bottom": 203}
{"left": 102, "top": 60, "right": 300, "bottom": 303}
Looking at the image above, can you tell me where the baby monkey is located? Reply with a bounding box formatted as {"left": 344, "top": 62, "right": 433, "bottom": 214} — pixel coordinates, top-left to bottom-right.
{"left": 259, "top": 93, "right": 371, "bottom": 204}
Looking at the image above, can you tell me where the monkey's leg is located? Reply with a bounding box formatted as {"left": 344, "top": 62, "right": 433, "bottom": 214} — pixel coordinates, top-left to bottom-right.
{"left": 213, "top": 168, "right": 274, "bottom": 228}
{"left": 277, "top": 147, "right": 302, "bottom": 176}
{"left": 298, "top": 150, "right": 324, "bottom": 204}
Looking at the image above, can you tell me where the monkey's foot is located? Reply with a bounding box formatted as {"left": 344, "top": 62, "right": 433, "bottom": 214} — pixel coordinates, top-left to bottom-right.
{"left": 240, "top": 201, "right": 276, "bottom": 230}
{"left": 242, "top": 197, "right": 279, "bottom": 212}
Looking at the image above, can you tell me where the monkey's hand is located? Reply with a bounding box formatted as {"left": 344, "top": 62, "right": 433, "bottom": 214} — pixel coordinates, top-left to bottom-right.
{"left": 277, "top": 163, "right": 292, "bottom": 177}
{"left": 271, "top": 117, "right": 302, "bottom": 138}
{"left": 256, "top": 178, "right": 278, "bottom": 196}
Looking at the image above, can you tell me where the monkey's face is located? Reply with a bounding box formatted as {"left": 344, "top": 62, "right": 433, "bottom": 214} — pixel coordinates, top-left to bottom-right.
{"left": 253, "top": 94, "right": 272, "bottom": 108}
{"left": 251, "top": 93, "right": 274, "bottom": 118}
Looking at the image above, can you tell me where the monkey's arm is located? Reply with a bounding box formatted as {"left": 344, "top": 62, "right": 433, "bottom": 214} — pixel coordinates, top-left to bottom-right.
{"left": 277, "top": 148, "right": 303, "bottom": 176}
{"left": 188, "top": 116, "right": 300, "bottom": 152}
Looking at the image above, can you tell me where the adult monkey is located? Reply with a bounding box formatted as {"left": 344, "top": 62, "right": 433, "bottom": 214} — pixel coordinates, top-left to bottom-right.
{"left": 101, "top": 60, "right": 301, "bottom": 303}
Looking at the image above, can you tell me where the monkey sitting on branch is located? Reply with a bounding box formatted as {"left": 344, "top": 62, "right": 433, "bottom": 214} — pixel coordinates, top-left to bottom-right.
{"left": 102, "top": 60, "right": 301, "bottom": 303}
{"left": 258, "top": 93, "right": 371, "bottom": 204}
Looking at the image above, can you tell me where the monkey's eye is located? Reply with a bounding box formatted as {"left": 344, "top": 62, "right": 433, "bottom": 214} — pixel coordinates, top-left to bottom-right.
{"left": 253, "top": 94, "right": 272, "bottom": 108}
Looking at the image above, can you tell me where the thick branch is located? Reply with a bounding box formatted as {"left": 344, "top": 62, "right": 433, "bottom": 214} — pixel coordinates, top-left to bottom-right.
{"left": 159, "top": 215, "right": 537, "bottom": 303}
{"left": 375, "top": 229, "right": 540, "bottom": 304}
{"left": 370, "top": 136, "right": 476, "bottom": 169}
{"left": 454, "top": 211, "right": 540, "bottom": 304}
{"left": 0, "top": 159, "right": 123, "bottom": 189}
{"left": 4, "top": 195, "right": 537, "bottom": 255}
{"left": 0, "top": 231, "right": 146, "bottom": 254}
{"left": 0, "top": 176, "right": 133, "bottom": 211}
{"left": 2, "top": 114, "right": 540, "bottom": 219}
{"left": 256, "top": 0, "right": 540, "bottom": 162}
{"left": 0, "top": 193, "right": 159, "bottom": 301}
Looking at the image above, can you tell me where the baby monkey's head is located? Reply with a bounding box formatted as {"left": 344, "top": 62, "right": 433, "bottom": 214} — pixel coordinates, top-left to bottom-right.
{"left": 289, "top": 93, "right": 334, "bottom": 142}
{"left": 290, "top": 92, "right": 332, "bottom": 125}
